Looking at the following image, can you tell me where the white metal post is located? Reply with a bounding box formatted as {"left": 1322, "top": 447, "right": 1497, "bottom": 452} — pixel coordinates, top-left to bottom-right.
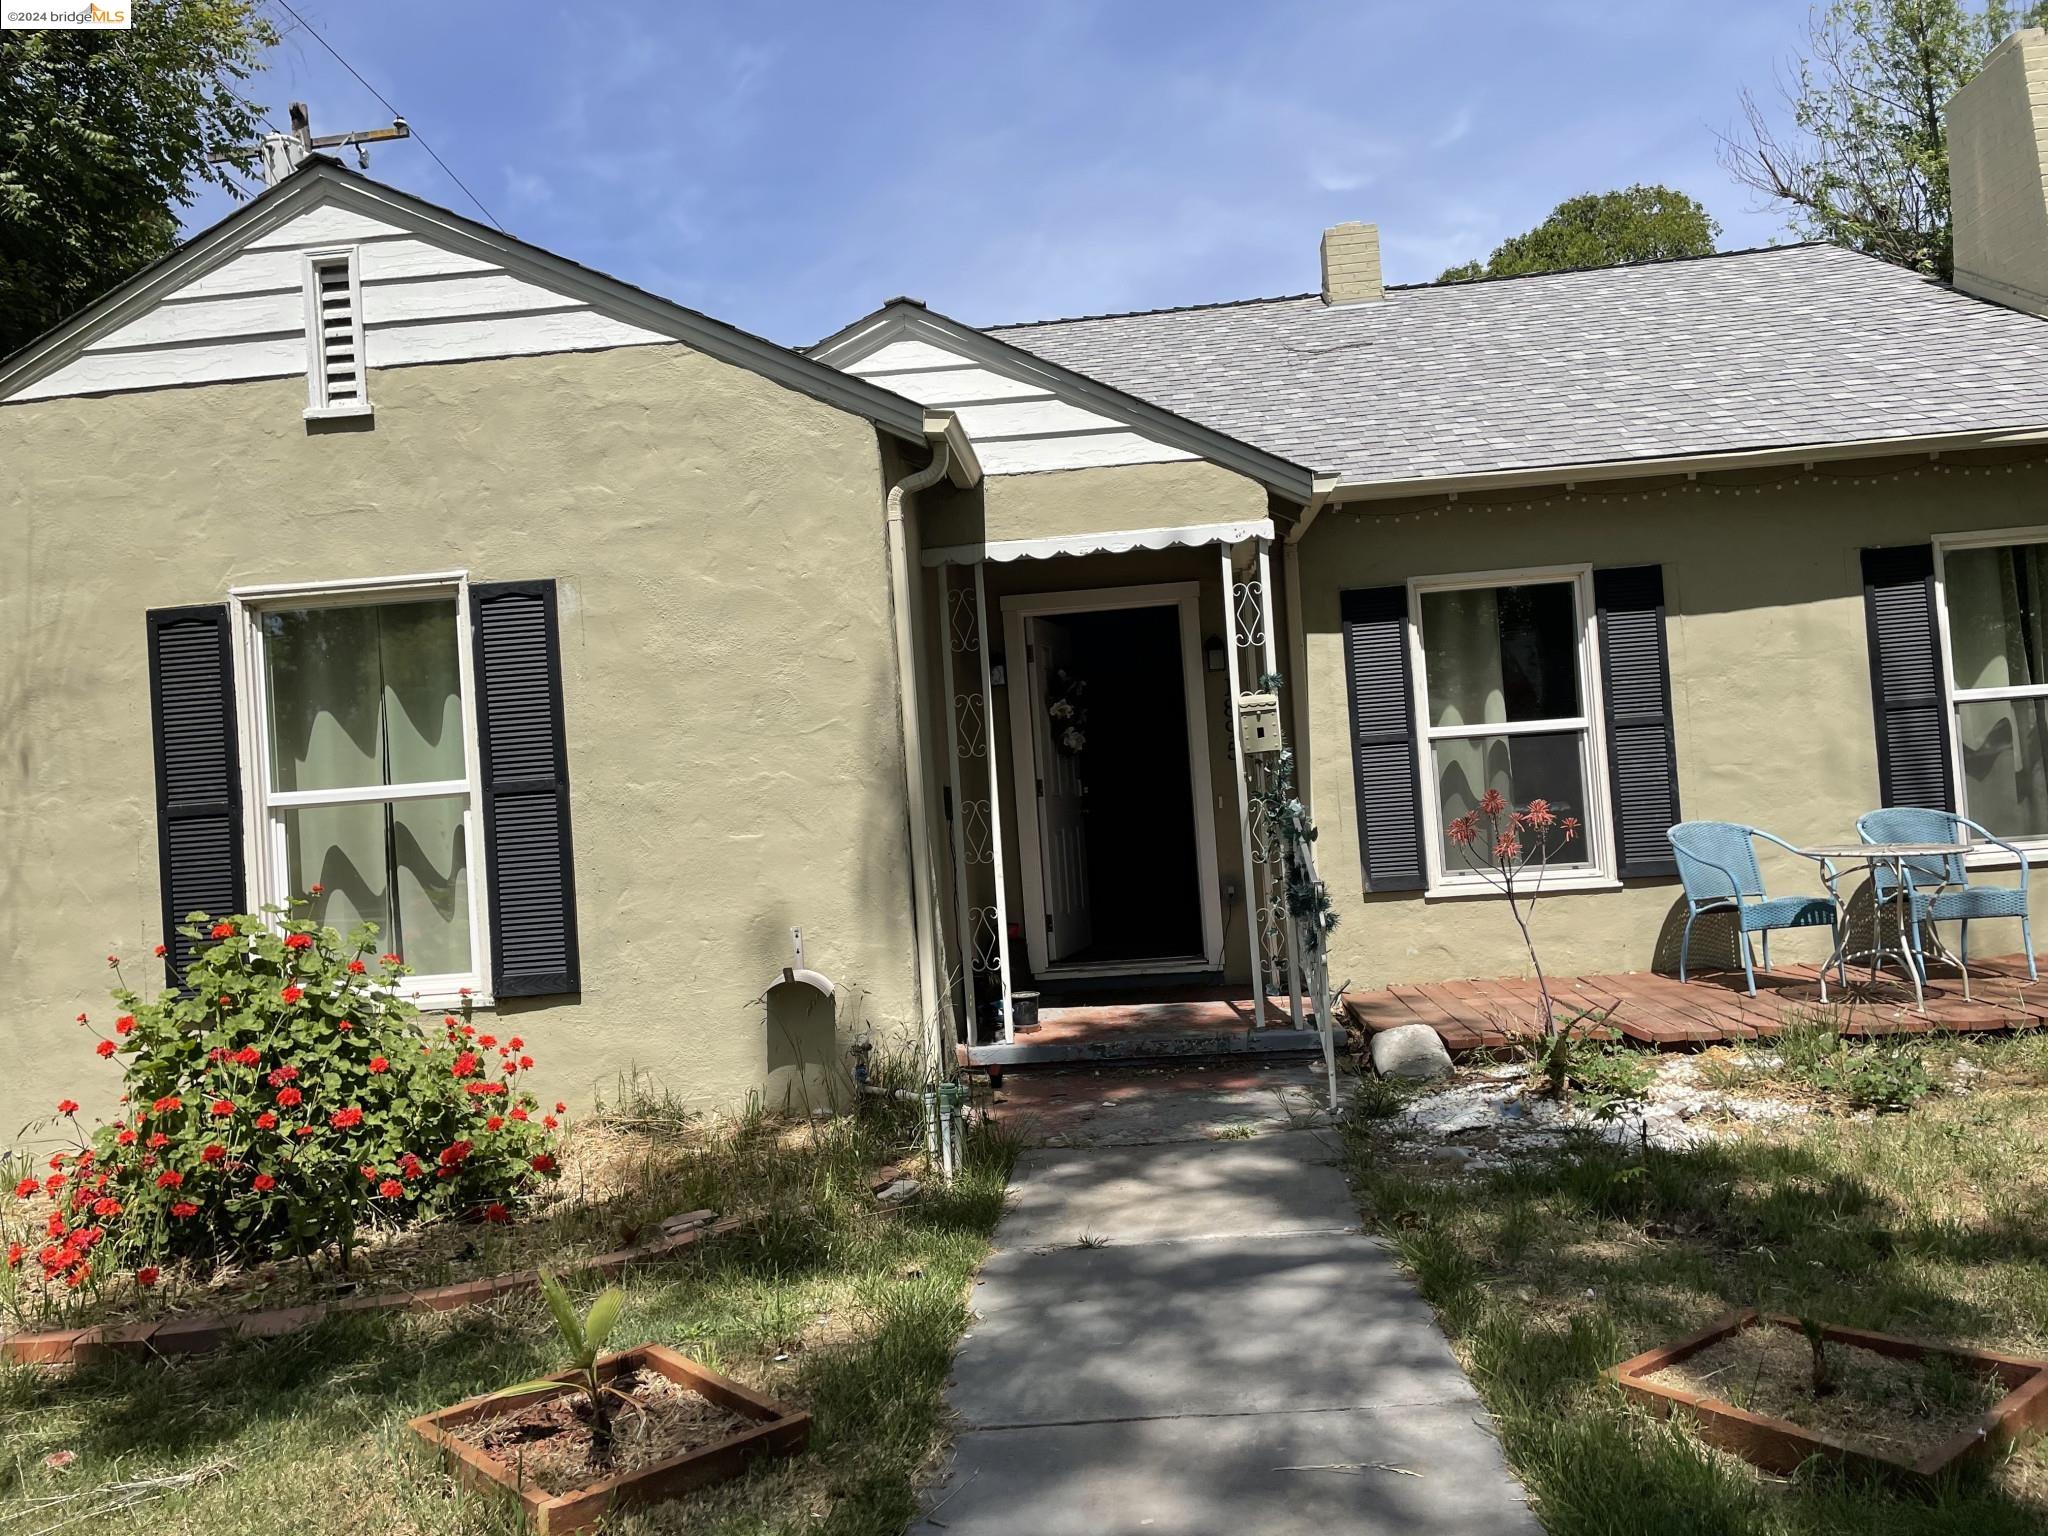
{"left": 1258, "top": 538, "right": 1306, "bottom": 1032}
{"left": 974, "top": 564, "right": 1016, "bottom": 1041}
{"left": 1221, "top": 545, "right": 1264, "bottom": 1026}
{"left": 937, "top": 566, "right": 980, "bottom": 1044}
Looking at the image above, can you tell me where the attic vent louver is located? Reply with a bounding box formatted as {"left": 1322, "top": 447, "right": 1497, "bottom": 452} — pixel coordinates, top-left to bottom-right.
{"left": 303, "top": 249, "right": 370, "bottom": 418}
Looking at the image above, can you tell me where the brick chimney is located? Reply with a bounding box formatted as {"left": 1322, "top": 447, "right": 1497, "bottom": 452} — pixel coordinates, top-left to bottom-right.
{"left": 1948, "top": 27, "right": 2048, "bottom": 316}
{"left": 1320, "top": 222, "right": 1383, "bottom": 305}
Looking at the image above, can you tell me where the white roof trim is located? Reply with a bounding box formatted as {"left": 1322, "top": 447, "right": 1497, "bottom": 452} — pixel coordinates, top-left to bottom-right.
{"left": 922, "top": 518, "right": 1274, "bottom": 566}
{"left": 814, "top": 302, "right": 1315, "bottom": 501}
{"left": 0, "top": 161, "right": 928, "bottom": 440}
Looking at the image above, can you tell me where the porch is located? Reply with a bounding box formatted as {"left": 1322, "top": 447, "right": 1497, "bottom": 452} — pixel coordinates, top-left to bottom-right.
{"left": 1341, "top": 954, "right": 2048, "bottom": 1052}
{"left": 918, "top": 498, "right": 1336, "bottom": 1070}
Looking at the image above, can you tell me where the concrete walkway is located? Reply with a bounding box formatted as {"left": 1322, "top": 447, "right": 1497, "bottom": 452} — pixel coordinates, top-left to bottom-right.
{"left": 915, "top": 1067, "right": 1540, "bottom": 1535}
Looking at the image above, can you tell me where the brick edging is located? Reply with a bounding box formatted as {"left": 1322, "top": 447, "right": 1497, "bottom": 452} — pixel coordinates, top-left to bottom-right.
{"left": 0, "top": 1210, "right": 736, "bottom": 1369}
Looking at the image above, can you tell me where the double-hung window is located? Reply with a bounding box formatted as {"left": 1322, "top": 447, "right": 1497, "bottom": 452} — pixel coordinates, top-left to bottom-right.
{"left": 240, "top": 578, "right": 486, "bottom": 998}
{"left": 1936, "top": 531, "right": 2048, "bottom": 846}
{"left": 1411, "top": 567, "right": 1612, "bottom": 891}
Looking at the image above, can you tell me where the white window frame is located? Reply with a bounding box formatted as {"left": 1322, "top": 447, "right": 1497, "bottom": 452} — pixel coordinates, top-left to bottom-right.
{"left": 229, "top": 570, "right": 490, "bottom": 1006}
{"left": 1407, "top": 563, "right": 1619, "bottom": 898}
{"left": 301, "top": 245, "right": 372, "bottom": 421}
{"left": 1931, "top": 524, "right": 2048, "bottom": 865}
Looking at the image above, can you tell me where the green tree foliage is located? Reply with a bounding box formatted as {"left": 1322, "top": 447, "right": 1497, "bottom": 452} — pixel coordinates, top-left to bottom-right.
{"left": 0, "top": 1, "right": 274, "bottom": 356}
{"left": 1436, "top": 185, "right": 1721, "bottom": 283}
{"left": 1722, "top": 0, "right": 2048, "bottom": 277}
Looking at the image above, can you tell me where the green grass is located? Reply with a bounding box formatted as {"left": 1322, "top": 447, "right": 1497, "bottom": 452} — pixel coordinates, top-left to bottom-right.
{"left": 1343, "top": 1030, "right": 2048, "bottom": 1535}
{"left": 0, "top": 1082, "right": 1018, "bottom": 1536}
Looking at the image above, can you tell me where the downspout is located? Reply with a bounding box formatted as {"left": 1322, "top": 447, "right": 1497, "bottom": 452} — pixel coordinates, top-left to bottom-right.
{"left": 1282, "top": 475, "right": 1340, "bottom": 805}
{"left": 886, "top": 440, "right": 954, "bottom": 1078}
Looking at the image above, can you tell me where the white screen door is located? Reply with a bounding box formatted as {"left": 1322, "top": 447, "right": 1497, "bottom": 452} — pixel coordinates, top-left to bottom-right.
{"left": 1028, "top": 614, "right": 1093, "bottom": 962}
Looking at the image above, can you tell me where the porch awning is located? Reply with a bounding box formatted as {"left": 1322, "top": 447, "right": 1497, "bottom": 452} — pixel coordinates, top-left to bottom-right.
{"left": 920, "top": 517, "right": 1274, "bottom": 567}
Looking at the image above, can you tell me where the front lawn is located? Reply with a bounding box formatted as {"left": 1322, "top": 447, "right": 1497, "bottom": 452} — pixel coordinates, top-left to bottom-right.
{"left": 0, "top": 1084, "right": 1016, "bottom": 1536}
{"left": 1344, "top": 1028, "right": 2048, "bottom": 1536}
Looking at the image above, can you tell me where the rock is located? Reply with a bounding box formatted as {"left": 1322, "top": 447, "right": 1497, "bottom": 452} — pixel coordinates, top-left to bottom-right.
{"left": 1369, "top": 1023, "right": 1454, "bottom": 1083}
{"left": 875, "top": 1177, "right": 922, "bottom": 1205}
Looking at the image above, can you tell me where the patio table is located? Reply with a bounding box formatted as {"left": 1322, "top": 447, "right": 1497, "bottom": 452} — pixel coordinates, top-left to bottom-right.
{"left": 1794, "top": 841, "right": 1971, "bottom": 1011}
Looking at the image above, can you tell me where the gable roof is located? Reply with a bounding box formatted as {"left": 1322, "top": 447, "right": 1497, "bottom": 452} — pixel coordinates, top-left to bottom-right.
{"left": 0, "top": 157, "right": 927, "bottom": 440}
{"left": 985, "top": 244, "right": 2048, "bottom": 492}
{"left": 810, "top": 300, "right": 1315, "bottom": 500}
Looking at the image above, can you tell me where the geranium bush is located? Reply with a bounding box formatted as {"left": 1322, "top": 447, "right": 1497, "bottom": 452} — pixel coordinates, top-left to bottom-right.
{"left": 3, "top": 903, "right": 562, "bottom": 1306}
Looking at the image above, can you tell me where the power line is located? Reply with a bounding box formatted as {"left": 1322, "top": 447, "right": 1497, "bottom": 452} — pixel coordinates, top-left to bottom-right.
{"left": 267, "top": 0, "right": 506, "bottom": 232}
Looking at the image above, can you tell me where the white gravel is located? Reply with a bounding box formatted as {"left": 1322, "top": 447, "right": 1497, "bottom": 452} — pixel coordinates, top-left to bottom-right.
{"left": 1385, "top": 1053, "right": 1808, "bottom": 1172}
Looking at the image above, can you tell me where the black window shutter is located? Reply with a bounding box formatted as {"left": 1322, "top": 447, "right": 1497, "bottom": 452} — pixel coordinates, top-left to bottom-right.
{"left": 147, "top": 605, "right": 245, "bottom": 982}
{"left": 1341, "top": 586, "right": 1426, "bottom": 891}
{"left": 1861, "top": 545, "right": 1956, "bottom": 811}
{"left": 1593, "top": 565, "right": 1681, "bottom": 879}
{"left": 471, "top": 580, "right": 581, "bottom": 997}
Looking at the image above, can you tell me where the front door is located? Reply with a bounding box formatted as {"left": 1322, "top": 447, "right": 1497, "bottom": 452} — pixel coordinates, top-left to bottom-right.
{"left": 1027, "top": 614, "right": 1094, "bottom": 962}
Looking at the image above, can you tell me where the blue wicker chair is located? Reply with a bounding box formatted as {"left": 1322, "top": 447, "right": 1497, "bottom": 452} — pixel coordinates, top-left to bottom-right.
{"left": 1666, "top": 821, "right": 1841, "bottom": 996}
{"left": 1856, "top": 807, "right": 2036, "bottom": 983}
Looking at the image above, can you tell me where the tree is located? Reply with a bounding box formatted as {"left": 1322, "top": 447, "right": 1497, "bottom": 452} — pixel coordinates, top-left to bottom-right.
{"left": 1722, "top": 0, "right": 2048, "bottom": 278}
{"left": 1436, "top": 185, "right": 1721, "bottom": 283}
{"left": 1, "top": 1, "right": 274, "bottom": 357}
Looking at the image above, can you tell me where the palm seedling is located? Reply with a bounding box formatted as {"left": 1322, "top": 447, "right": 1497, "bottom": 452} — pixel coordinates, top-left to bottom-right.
{"left": 496, "top": 1271, "right": 635, "bottom": 1460}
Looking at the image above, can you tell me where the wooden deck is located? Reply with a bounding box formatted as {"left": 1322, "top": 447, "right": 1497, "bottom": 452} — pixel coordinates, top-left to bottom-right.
{"left": 1342, "top": 955, "right": 2048, "bottom": 1052}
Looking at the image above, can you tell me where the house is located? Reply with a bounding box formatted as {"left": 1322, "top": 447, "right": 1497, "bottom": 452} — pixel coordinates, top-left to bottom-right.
{"left": 6, "top": 31, "right": 2048, "bottom": 1131}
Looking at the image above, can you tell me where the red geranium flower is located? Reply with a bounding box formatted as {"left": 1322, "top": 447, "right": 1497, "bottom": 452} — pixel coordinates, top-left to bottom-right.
{"left": 200, "top": 1144, "right": 225, "bottom": 1164}
{"left": 5, "top": 1242, "right": 22, "bottom": 1268}
{"left": 210, "top": 921, "right": 235, "bottom": 939}
{"left": 12, "top": 1176, "right": 37, "bottom": 1199}
{"left": 368, "top": 1056, "right": 389, "bottom": 1074}
{"left": 115, "top": 1015, "right": 135, "bottom": 1035}
{"left": 335, "top": 1020, "right": 352, "bottom": 1032}
{"left": 96, "top": 1039, "right": 116, "bottom": 1058}
{"left": 136, "top": 1265, "right": 159, "bottom": 1286}
{"left": 507, "top": 1037, "right": 525, "bottom": 1051}
{"left": 155, "top": 1170, "right": 183, "bottom": 1189}
{"left": 451, "top": 1051, "right": 479, "bottom": 1079}
{"left": 267, "top": 1065, "right": 299, "bottom": 1086}
{"left": 283, "top": 932, "right": 314, "bottom": 951}
{"left": 377, "top": 1179, "right": 403, "bottom": 1199}
{"left": 276, "top": 1087, "right": 303, "bottom": 1108}
{"left": 152, "top": 1095, "right": 181, "bottom": 1114}
{"left": 542, "top": 1115, "right": 559, "bottom": 1131}
{"left": 254, "top": 1111, "right": 277, "bottom": 1130}
{"left": 252, "top": 1173, "right": 276, "bottom": 1192}
{"left": 554, "top": 1103, "right": 566, "bottom": 1115}
{"left": 169, "top": 1202, "right": 198, "bottom": 1219}
{"left": 147, "top": 1131, "right": 168, "bottom": 1149}
{"left": 115, "top": 1128, "right": 136, "bottom": 1146}
{"left": 529, "top": 1154, "right": 557, "bottom": 1174}
{"left": 44, "top": 1174, "right": 64, "bottom": 1194}
{"left": 509, "top": 1108, "right": 529, "bottom": 1123}
{"left": 360, "top": 1165, "right": 377, "bottom": 1180}
{"left": 478, "top": 1034, "right": 497, "bottom": 1049}
{"left": 329, "top": 1106, "right": 363, "bottom": 1129}
{"left": 485, "top": 1115, "right": 504, "bottom": 1132}
{"left": 278, "top": 985, "right": 303, "bottom": 1005}
{"left": 92, "top": 1197, "right": 120, "bottom": 1217}
{"left": 483, "top": 1203, "right": 510, "bottom": 1224}
{"left": 380, "top": 952, "right": 401, "bottom": 964}
{"left": 518, "top": 1056, "right": 534, "bottom": 1071}
{"left": 232, "top": 1046, "right": 260, "bottom": 1067}
{"left": 152, "top": 943, "right": 167, "bottom": 958}
{"left": 347, "top": 959, "right": 366, "bottom": 974}
{"left": 209, "top": 1099, "right": 235, "bottom": 1117}
{"left": 295, "top": 1126, "right": 315, "bottom": 1137}
{"left": 56, "top": 1100, "right": 78, "bottom": 1115}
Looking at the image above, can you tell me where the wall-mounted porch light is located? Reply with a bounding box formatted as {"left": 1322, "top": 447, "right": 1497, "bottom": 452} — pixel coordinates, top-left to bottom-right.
{"left": 1204, "top": 635, "right": 1227, "bottom": 673}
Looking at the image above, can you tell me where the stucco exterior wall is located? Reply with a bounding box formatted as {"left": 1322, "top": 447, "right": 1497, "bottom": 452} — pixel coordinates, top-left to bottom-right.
{"left": 1298, "top": 454, "right": 2048, "bottom": 990}
{"left": 922, "top": 458, "right": 1270, "bottom": 548}
{"left": 0, "top": 344, "right": 917, "bottom": 1140}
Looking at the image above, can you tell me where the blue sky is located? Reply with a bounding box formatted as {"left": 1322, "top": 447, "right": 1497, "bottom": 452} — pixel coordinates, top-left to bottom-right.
{"left": 187, "top": 1, "right": 1815, "bottom": 347}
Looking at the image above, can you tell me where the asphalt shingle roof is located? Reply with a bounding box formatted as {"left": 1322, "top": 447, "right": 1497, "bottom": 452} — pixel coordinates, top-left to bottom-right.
{"left": 983, "top": 244, "right": 2048, "bottom": 485}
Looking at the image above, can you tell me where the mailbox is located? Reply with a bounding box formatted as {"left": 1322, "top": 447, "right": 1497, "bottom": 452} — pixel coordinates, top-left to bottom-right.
{"left": 1237, "top": 692, "right": 1283, "bottom": 754}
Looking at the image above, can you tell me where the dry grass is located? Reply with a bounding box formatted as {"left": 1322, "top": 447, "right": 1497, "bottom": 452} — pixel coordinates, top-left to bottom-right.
{"left": 1345, "top": 1029, "right": 2048, "bottom": 1535}
{"left": 0, "top": 1076, "right": 1019, "bottom": 1536}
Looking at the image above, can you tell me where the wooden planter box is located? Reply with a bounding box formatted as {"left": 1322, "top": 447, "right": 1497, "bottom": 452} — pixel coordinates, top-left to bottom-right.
{"left": 1606, "top": 1308, "right": 2048, "bottom": 1481}
{"left": 409, "top": 1344, "right": 809, "bottom": 1534}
